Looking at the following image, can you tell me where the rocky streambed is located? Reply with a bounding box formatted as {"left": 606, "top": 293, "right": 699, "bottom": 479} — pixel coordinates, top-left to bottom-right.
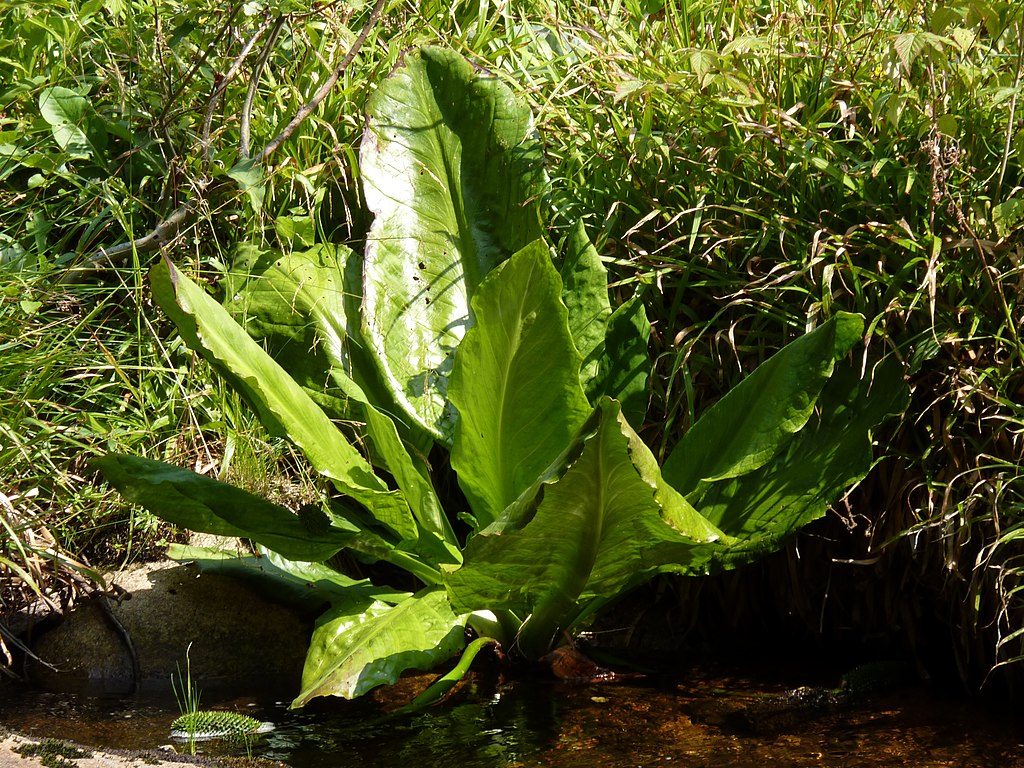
{"left": 5, "top": 556, "right": 1024, "bottom": 768}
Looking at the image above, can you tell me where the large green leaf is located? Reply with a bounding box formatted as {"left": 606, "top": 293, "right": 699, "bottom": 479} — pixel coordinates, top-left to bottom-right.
{"left": 150, "top": 257, "right": 407, "bottom": 523}
{"left": 446, "top": 399, "right": 725, "bottom": 659}
{"left": 360, "top": 404, "right": 461, "bottom": 565}
{"left": 292, "top": 586, "right": 465, "bottom": 706}
{"left": 692, "top": 357, "right": 908, "bottom": 559}
{"left": 449, "top": 240, "right": 592, "bottom": 529}
{"left": 168, "top": 544, "right": 410, "bottom": 611}
{"left": 559, "top": 220, "right": 611, "bottom": 393}
{"left": 360, "top": 46, "right": 546, "bottom": 443}
{"left": 91, "top": 455, "right": 355, "bottom": 562}
{"left": 223, "top": 245, "right": 458, "bottom": 561}
{"left": 318, "top": 500, "right": 445, "bottom": 586}
{"left": 38, "top": 86, "right": 107, "bottom": 163}
{"left": 662, "top": 312, "right": 864, "bottom": 494}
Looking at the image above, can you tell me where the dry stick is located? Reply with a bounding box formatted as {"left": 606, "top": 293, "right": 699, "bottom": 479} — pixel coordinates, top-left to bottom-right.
{"left": 200, "top": 15, "right": 276, "bottom": 165}
{"left": 256, "top": 0, "right": 387, "bottom": 164}
{"left": 240, "top": 16, "right": 287, "bottom": 159}
{"left": 59, "top": 197, "right": 204, "bottom": 282}
{"left": 66, "top": 0, "right": 386, "bottom": 281}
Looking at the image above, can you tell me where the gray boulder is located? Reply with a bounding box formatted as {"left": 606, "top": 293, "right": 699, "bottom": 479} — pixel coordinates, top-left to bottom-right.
{"left": 28, "top": 559, "right": 311, "bottom": 697}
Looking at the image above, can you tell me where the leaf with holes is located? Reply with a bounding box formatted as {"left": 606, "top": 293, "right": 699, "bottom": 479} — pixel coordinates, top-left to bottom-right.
{"left": 360, "top": 46, "right": 547, "bottom": 444}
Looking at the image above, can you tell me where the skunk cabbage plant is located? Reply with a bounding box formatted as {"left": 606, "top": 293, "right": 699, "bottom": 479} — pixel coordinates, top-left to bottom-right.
{"left": 93, "top": 47, "right": 907, "bottom": 708}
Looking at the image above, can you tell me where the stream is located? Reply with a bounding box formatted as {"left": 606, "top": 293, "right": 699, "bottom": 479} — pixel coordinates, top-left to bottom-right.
{"left": 1, "top": 661, "right": 1021, "bottom": 767}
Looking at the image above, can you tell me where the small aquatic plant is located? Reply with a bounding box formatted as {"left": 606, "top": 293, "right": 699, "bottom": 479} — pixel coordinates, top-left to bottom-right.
{"left": 170, "top": 643, "right": 203, "bottom": 754}
{"left": 169, "top": 711, "right": 273, "bottom": 742}
{"left": 170, "top": 643, "right": 201, "bottom": 721}
{"left": 169, "top": 647, "right": 273, "bottom": 754}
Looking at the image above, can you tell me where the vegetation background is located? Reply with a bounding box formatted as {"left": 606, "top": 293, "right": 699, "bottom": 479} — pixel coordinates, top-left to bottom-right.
{"left": 2, "top": 0, "right": 1022, "bottom": 695}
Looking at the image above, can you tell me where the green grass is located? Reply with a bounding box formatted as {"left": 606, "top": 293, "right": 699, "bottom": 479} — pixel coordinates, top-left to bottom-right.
{"left": 1, "top": 0, "right": 1023, "bottom": 693}
{"left": 0, "top": 271, "right": 204, "bottom": 608}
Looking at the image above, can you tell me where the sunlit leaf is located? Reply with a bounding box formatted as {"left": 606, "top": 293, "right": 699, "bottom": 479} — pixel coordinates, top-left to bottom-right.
{"left": 92, "top": 455, "right": 355, "bottom": 562}
{"left": 224, "top": 244, "right": 458, "bottom": 560}
{"left": 169, "top": 544, "right": 410, "bottom": 610}
{"left": 449, "top": 241, "right": 591, "bottom": 529}
{"left": 292, "top": 587, "right": 465, "bottom": 706}
{"left": 150, "top": 256, "right": 406, "bottom": 522}
{"left": 361, "top": 46, "right": 546, "bottom": 443}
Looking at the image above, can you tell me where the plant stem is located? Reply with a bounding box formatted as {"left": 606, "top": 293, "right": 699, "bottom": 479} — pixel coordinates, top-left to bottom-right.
{"left": 395, "top": 637, "right": 499, "bottom": 714}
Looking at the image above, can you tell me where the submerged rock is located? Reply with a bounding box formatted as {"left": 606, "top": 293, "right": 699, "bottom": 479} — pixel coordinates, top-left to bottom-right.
{"left": 541, "top": 645, "right": 645, "bottom": 684}
{"left": 27, "top": 560, "right": 311, "bottom": 697}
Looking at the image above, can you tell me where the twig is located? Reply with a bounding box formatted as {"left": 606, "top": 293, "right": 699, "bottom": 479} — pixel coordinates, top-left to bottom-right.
{"left": 256, "top": 0, "right": 387, "bottom": 164}
{"left": 995, "top": 42, "right": 1023, "bottom": 205}
{"left": 154, "top": 1, "right": 245, "bottom": 132}
{"left": 68, "top": 0, "right": 386, "bottom": 280}
{"left": 59, "top": 194, "right": 206, "bottom": 283}
{"left": 97, "top": 592, "right": 141, "bottom": 693}
{"left": 240, "top": 16, "right": 287, "bottom": 159}
{"left": 200, "top": 16, "right": 276, "bottom": 164}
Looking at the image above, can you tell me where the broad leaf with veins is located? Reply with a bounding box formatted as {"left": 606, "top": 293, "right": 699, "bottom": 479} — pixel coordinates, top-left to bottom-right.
{"left": 361, "top": 47, "right": 546, "bottom": 443}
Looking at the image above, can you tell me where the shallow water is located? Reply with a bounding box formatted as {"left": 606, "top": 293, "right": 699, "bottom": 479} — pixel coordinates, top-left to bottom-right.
{"left": 2, "top": 665, "right": 1022, "bottom": 767}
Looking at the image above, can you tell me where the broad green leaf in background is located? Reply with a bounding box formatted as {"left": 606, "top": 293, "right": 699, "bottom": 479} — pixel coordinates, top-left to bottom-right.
{"left": 91, "top": 455, "right": 355, "bottom": 562}
{"left": 558, "top": 221, "right": 652, "bottom": 425}
{"left": 149, "top": 257, "right": 409, "bottom": 526}
{"left": 274, "top": 212, "right": 317, "bottom": 248}
{"left": 892, "top": 31, "right": 949, "bottom": 72}
{"left": 662, "top": 312, "right": 864, "bottom": 495}
{"left": 227, "top": 157, "right": 267, "bottom": 214}
{"left": 449, "top": 240, "right": 591, "bottom": 529}
{"left": 224, "top": 244, "right": 383, "bottom": 417}
{"left": 292, "top": 586, "right": 465, "bottom": 706}
{"left": 38, "top": 86, "right": 107, "bottom": 164}
{"left": 993, "top": 198, "right": 1024, "bottom": 240}
{"left": 445, "top": 398, "right": 724, "bottom": 659}
{"left": 690, "top": 357, "right": 909, "bottom": 561}
{"left": 223, "top": 245, "right": 458, "bottom": 561}
{"left": 360, "top": 46, "right": 546, "bottom": 443}
{"left": 559, "top": 220, "right": 611, "bottom": 393}
{"left": 592, "top": 293, "right": 652, "bottom": 427}
{"left": 168, "top": 544, "right": 411, "bottom": 612}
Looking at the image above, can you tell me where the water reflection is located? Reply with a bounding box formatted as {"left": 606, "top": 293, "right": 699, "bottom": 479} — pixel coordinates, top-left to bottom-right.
{"left": 2, "top": 670, "right": 1023, "bottom": 768}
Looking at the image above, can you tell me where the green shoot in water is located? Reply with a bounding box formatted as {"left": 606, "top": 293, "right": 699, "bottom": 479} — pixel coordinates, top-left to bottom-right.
{"left": 170, "top": 643, "right": 201, "bottom": 754}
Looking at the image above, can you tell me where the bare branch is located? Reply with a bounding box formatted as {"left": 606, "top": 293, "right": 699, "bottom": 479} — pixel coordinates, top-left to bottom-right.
{"left": 256, "top": 0, "right": 387, "bottom": 164}
{"left": 241, "top": 15, "right": 287, "bottom": 159}
{"left": 201, "top": 15, "right": 276, "bottom": 163}
{"left": 59, "top": 195, "right": 205, "bottom": 284}
{"left": 69, "top": 0, "right": 386, "bottom": 281}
